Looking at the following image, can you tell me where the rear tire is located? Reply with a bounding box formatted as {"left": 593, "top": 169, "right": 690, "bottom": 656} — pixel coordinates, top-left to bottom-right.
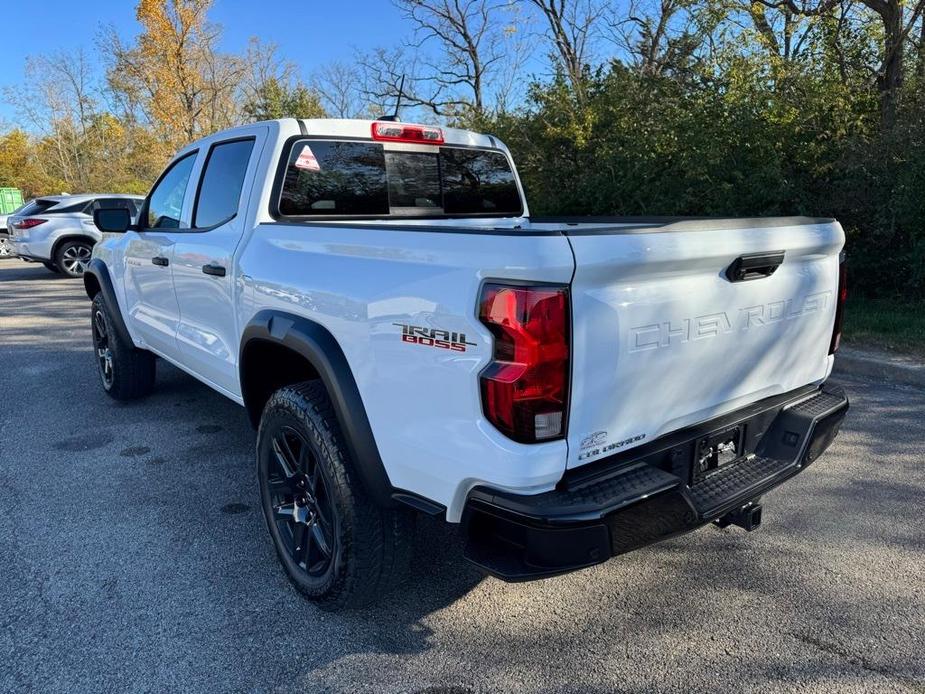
{"left": 43, "top": 261, "right": 61, "bottom": 273}
{"left": 91, "top": 293, "right": 156, "bottom": 400}
{"left": 0, "top": 235, "right": 12, "bottom": 259}
{"left": 56, "top": 239, "right": 93, "bottom": 278}
{"left": 257, "top": 381, "right": 413, "bottom": 610}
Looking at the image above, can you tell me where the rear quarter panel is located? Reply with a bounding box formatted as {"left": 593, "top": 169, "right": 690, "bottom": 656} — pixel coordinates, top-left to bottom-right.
{"left": 238, "top": 224, "right": 574, "bottom": 520}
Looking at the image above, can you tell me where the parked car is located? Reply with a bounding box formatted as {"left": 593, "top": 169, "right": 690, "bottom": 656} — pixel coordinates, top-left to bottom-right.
{"left": 0, "top": 210, "right": 19, "bottom": 258}
{"left": 7, "top": 194, "right": 144, "bottom": 277}
{"left": 84, "top": 118, "right": 849, "bottom": 609}
{"left": 0, "top": 188, "right": 26, "bottom": 259}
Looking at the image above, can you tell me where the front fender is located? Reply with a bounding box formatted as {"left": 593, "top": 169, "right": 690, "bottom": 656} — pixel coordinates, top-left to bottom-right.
{"left": 83, "top": 258, "right": 133, "bottom": 348}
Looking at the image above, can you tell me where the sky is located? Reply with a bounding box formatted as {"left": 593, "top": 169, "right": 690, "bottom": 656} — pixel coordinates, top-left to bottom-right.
{"left": 0, "top": 0, "right": 413, "bottom": 124}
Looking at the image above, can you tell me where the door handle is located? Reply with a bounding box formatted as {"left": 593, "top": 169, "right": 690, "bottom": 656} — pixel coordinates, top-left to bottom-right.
{"left": 202, "top": 264, "right": 226, "bottom": 277}
{"left": 152, "top": 256, "right": 169, "bottom": 267}
{"left": 725, "top": 251, "right": 785, "bottom": 282}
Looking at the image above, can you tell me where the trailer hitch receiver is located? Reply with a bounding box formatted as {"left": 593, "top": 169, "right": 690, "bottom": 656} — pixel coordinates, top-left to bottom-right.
{"left": 715, "top": 503, "right": 763, "bottom": 532}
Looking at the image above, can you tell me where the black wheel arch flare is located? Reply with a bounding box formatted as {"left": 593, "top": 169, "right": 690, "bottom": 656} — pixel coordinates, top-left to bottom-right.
{"left": 82, "top": 258, "right": 134, "bottom": 348}
{"left": 240, "top": 310, "right": 396, "bottom": 507}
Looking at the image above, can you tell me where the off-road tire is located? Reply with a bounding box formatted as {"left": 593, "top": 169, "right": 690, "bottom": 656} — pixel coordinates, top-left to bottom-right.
{"left": 90, "top": 293, "right": 156, "bottom": 400}
{"left": 257, "top": 380, "right": 413, "bottom": 610}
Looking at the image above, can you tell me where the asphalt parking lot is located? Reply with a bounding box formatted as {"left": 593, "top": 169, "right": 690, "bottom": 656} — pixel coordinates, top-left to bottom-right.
{"left": 1, "top": 258, "right": 923, "bottom": 693}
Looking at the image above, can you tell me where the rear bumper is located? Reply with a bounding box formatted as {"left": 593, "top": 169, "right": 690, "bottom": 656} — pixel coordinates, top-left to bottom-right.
{"left": 15, "top": 252, "right": 47, "bottom": 262}
{"left": 8, "top": 238, "right": 42, "bottom": 260}
{"left": 462, "top": 380, "right": 849, "bottom": 581}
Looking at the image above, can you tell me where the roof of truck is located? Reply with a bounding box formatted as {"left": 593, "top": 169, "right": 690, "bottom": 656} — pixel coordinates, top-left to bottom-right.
{"left": 176, "top": 118, "right": 506, "bottom": 157}
{"left": 294, "top": 118, "right": 503, "bottom": 150}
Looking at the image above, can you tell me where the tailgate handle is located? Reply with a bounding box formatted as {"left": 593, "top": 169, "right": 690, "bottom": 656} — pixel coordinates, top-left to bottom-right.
{"left": 725, "top": 251, "right": 785, "bottom": 282}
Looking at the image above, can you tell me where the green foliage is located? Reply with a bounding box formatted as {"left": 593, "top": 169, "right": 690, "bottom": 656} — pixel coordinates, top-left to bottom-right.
{"left": 241, "top": 78, "right": 326, "bottom": 122}
{"left": 485, "top": 52, "right": 925, "bottom": 299}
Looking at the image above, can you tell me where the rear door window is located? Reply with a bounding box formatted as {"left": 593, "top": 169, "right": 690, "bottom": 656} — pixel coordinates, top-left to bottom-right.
{"left": 46, "top": 200, "right": 93, "bottom": 214}
{"left": 193, "top": 138, "right": 255, "bottom": 228}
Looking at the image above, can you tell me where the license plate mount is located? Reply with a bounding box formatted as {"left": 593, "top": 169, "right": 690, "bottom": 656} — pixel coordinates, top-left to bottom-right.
{"left": 693, "top": 424, "right": 745, "bottom": 480}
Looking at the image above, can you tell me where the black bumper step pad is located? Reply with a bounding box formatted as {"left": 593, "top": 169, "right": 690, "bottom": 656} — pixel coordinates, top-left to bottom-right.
{"left": 688, "top": 455, "right": 794, "bottom": 518}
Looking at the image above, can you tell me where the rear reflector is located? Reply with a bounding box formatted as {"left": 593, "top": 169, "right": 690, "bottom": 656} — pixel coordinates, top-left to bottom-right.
{"left": 829, "top": 254, "right": 847, "bottom": 354}
{"left": 371, "top": 122, "right": 444, "bottom": 145}
{"left": 15, "top": 218, "right": 47, "bottom": 229}
{"left": 478, "top": 283, "right": 570, "bottom": 443}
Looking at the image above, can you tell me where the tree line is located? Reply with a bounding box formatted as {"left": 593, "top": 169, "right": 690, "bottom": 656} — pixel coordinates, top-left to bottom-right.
{"left": 2, "top": 0, "right": 924, "bottom": 298}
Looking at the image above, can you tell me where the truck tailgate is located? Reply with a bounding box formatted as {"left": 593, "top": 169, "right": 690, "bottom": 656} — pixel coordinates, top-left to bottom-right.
{"left": 563, "top": 217, "right": 844, "bottom": 469}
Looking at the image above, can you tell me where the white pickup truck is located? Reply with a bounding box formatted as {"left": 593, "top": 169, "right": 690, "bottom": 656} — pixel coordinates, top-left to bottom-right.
{"left": 86, "top": 118, "right": 849, "bottom": 609}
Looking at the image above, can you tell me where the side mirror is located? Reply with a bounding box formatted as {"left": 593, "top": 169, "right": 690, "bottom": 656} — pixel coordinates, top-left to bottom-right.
{"left": 94, "top": 208, "right": 132, "bottom": 233}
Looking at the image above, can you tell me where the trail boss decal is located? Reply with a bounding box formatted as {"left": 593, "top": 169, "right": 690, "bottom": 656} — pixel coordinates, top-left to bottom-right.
{"left": 393, "top": 323, "right": 477, "bottom": 353}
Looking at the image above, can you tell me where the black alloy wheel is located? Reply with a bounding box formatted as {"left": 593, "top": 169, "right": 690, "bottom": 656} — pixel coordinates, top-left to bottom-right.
{"left": 92, "top": 305, "right": 115, "bottom": 390}
{"left": 266, "top": 425, "right": 337, "bottom": 579}
{"left": 257, "top": 381, "right": 413, "bottom": 608}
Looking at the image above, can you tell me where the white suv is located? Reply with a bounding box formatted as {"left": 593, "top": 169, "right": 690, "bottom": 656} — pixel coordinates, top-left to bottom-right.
{"left": 8, "top": 194, "right": 143, "bottom": 277}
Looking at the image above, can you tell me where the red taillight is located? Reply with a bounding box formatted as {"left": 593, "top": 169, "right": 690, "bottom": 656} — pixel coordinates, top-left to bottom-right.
{"left": 829, "top": 255, "right": 847, "bottom": 354}
{"left": 478, "top": 283, "right": 570, "bottom": 443}
{"left": 371, "top": 121, "right": 444, "bottom": 145}
{"left": 16, "top": 218, "right": 47, "bottom": 229}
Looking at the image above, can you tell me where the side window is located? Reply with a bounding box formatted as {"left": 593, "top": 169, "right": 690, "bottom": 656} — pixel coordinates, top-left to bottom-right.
{"left": 145, "top": 152, "right": 197, "bottom": 229}
{"left": 193, "top": 139, "right": 255, "bottom": 229}
{"left": 92, "top": 198, "right": 136, "bottom": 213}
{"left": 44, "top": 201, "right": 92, "bottom": 214}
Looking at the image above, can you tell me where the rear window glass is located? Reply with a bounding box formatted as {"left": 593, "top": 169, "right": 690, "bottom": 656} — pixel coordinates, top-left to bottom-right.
{"left": 18, "top": 199, "right": 57, "bottom": 216}
{"left": 278, "top": 140, "right": 522, "bottom": 218}
{"left": 385, "top": 152, "right": 441, "bottom": 209}
{"left": 441, "top": 148, "right": 522, "bottom": 214}
{"left": 280, "top": 141, "right": 389, "bottom": 216}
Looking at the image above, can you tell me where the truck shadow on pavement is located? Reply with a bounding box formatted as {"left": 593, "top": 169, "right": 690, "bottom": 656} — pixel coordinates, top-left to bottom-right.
{"left": 139, "top": 362, "right": 489, "bottom": 642}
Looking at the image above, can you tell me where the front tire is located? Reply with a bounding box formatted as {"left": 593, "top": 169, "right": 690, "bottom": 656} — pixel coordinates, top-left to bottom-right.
{"left": 43, "top": 261, "right": 61, "bottom": 273}
{"left": 56, "top": 239, "right": 93, "bottom": 278}
{"left": 90, "top": 293, "right": 156, "bottom": 400}
{"left": 257, "top": 381, "right": 412, "bottom": 610}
